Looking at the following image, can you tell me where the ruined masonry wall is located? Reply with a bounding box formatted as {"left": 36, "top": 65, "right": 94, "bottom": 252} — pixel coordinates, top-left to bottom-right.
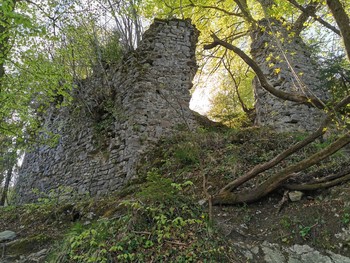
{"left": 251, "top": 19, "right": 328, "bottom": 132}
{"left": 16, "top": 19, "right": 199, "bottom": 203}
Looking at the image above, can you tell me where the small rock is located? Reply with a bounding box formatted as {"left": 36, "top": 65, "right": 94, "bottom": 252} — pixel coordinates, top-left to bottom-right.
{"left": 243, "top": 250, "right": 254, "bottom": 260}
{"left": 251, "top": 246, "right": 260, "bottom": 255}
{"left": 261, "top": 242, "right": 286, "bottom": 263}
{"left": 327, "top": 251, "right": 350, "bottom": 263}
{"left": 335, "top": 227, "right": 350, "bottom": 242}
{"left": 0, "top": 230, "right": 16, "bottom": 242}
{"left": 288, "top": 191, "right": 304, "bottom": 202}
{"left": 198, "top": 199, "right": 207, "bottom": 206}
{"left": 18, "top": 248, "right": 49, "bottom": 263}
{"left": 85, "top": 211, "right": 95, "bottom": 220}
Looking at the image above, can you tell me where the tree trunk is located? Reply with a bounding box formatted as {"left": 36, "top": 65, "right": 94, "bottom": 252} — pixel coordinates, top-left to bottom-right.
{"left": 213, "top": 132, "right": 350, "bottom": 205}
{"left": 326, "top": 0, "right": 350, "bottom": 61}
{"left": 0, "top": 165, "right": 13, "bottom": 206}
{"left": 0, "top": 18, "right": 7, "bottom": 80}
{"left": 0, "top": 0, "right": 16, "bottom": 82}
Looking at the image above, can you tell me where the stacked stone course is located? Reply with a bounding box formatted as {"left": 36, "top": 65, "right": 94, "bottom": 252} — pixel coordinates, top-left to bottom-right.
{"left": 16, "top": 18, "right": 199, "bottom": 203}
{"left": 251, "top": 19, "right": 328, "bottom": 132}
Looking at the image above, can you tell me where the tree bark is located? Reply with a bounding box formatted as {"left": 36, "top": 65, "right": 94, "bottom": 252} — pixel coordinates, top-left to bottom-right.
{"left": 327, "top": 0, "right": 350, "bottom": 61}
{"left": 287, "top": 0, "right": 340, "bottom": 35}
{"left": 0, "top": 165, "right": 13, "bottom": 206}
{"left": 0, "top": 0, "right": 17, "bottom": 81}
{"left": 284, "top": 166, "right": 350, "bottom": 191}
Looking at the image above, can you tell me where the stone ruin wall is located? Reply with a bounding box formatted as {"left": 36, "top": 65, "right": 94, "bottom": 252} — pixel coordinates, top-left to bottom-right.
{"left": 251, "top": 19, "right": 328, "bottom": 132}
{"left": 15, "top": 18, "right": 199, "bottom": 203}
{"left": 15, "top": 18, "right": 330, "bottom": 203}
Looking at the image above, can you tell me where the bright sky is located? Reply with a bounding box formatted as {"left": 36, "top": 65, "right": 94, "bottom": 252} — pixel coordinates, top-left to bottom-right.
{"left": 190, "top": 71, "right": 222, "bottom": 115}
{"left": 190, "top": 85, "right": 213, "bottom": 115}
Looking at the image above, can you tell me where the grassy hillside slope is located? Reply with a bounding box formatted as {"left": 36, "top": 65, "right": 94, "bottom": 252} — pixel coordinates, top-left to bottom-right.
{"left": 1, "top": 125, "right": 349, "bottom": 262}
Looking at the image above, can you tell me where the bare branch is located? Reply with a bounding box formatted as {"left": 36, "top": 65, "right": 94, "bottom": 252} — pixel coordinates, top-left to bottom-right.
{"left": 287, "top": 0, "right": 340, "bottom": 35}
{"left": 188, "top": 0, "right": 244, "bottom": 17}
{"left": 204, "top": 33, "right": 326, "bottom": 109}
{"left": 222, "top": 55, "right": 252, "bottom": 113}
{"left": 233, "top": 0, "right": 257, "bottom": 25}
{"left": 292, "top": 1, "right": 319, "bottom": 35}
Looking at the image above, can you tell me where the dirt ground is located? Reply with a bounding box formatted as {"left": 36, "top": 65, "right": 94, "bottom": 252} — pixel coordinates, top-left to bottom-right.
{"left": 213, "top": 182, "right": 350, "bottom": 257}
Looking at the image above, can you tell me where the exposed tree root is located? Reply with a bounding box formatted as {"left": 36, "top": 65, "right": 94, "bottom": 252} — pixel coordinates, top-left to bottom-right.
{"left": 284, "top": 167, "right": 350, "bottom": 191}
{"left": 213, "top": 132, "right": 350, "bottom": 205}
{"left": 220, "top": 95, "right": 350, "bottom": 193}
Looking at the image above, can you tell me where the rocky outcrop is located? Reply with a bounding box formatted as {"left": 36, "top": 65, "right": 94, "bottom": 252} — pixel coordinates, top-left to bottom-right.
{"left": 251, "top": 19, "right": 328, "bottom": 132}
{"left": 236, "top": 241, "right": 350, "bottom": 263}
{"left": 15, "top": 18, "right": 199, "bottom": 203}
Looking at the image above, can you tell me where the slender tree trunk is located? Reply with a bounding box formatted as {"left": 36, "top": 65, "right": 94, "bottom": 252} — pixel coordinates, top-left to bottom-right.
{"left": 0, "top": 0, "right": 16, "bottom": 82}
{"left": 0, "top": 173, "right": 4, "bottom": 191}
{"left": 0, "top": 18, "right": 7, "bottom": 81}
{"left": 0, "top": 165, "right": 13, "bottom": 206}
{"left": 326, "top": 0, "right": 350, "bottom": 61}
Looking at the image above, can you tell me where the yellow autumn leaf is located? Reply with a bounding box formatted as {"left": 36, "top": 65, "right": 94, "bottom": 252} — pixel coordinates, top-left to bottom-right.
{"left": 274, "top": 68, "right": 281, "bottom": 74}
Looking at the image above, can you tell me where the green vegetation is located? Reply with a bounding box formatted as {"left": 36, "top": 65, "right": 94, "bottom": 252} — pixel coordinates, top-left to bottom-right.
{"left": 1, "top": 125, "right": 349, "bottom": 261}
{"left": 342, "top": 211, "right": 350, "bottom": 225}
{"left": 1, "top": 0, "right": 350, "bottom": 261}
{"left": 207, "top": 59, "right": 255, "bottom": 128}
{"left": 49, "top": 168, "right": 234, "bottom": 262}
{"left": 51, "top": 203, "right": 225, "bottom": 262}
